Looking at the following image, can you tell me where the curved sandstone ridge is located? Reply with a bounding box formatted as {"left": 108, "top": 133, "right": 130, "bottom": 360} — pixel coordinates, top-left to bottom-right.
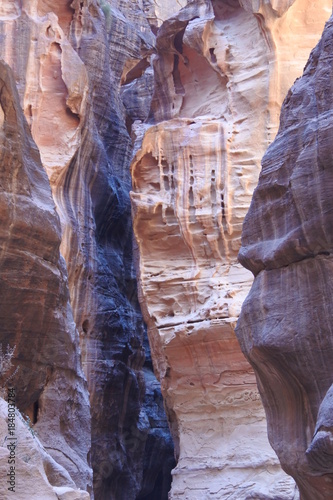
{"left": 236, "top": 14, "right": 333, "bottom": 500}
{"left": 0, "top": 1, "right": 175, "bottom": 499}
{"left": 131, "top": 0, "right": 331, "bottom": 497}
{"left": 0, "top": 60, "right": 92, "bottom": 494}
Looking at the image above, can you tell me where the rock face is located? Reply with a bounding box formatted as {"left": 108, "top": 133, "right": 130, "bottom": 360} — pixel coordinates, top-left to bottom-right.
{"left": 236, "top": 13, "right": 333, "bottom": 500}
{"left": 131, "top": 0, "right": 331, "bottom": 497}
{"left": 142, "top": 0, "right": 188, "bottom": 31}
{"left": 1, "top": 0, "right": 332, "bottom": 498}
{"left": 0, "top": 60, "right": 92, "bottom": 493}
{"left": 0, "top": 1, "right": 174, "bottom": 499}
{"left": 0, "top": 398, "right": 89, "bottom": 500}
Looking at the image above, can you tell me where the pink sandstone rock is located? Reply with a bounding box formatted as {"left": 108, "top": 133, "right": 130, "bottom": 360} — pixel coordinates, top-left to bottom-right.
{"left": 0, "top": 1, "right": 175, "bottom": 498}
{"left": 131, "top": 0, "right": 331, "bottom": 497}
{"left": 0, "top": 59, "right": 92, "bottom": 495}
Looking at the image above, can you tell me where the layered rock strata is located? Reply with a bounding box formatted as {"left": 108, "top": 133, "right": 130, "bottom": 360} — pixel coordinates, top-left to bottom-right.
{"left": 0, "top": 60, "right": 92, "bottom": 493}
{"left": 131, "top": 0, "right": 331, "bottom": 497}
{"left": 0, "top": 1, "right": 175, "bottom": 498}
{"left": 236, "top": 14, "right": 333, "bottom": 500}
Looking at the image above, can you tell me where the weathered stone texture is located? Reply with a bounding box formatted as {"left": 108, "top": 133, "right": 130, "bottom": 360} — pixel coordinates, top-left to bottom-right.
{"left": 141, "top": 0, "right": 188, "bottom": 31}
{"left": 0, "top": 398, "right": 89, "bottom": 500}
{"left": 0, "top": 59, "right": 92, "bottom": 494}
{"left": 236, "top": 14, "right": 333, "bottom": 500}
{"left": 131, "top": 0, "right": 331, "bottom": 497}
{"left": 0, "top": 1, "right": 174, "bottom": 499}
{"left": 1, "top": 0, "right": 332, "bottom": 498}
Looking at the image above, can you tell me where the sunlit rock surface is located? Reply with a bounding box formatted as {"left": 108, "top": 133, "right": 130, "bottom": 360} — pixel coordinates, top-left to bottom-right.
{"left": 236, "top": 14, "right": 333, "bottom": 500}
{"left": 131, "top": 0, "right": 331, "bottom": 497}
{"left": 0, "top": 59, "right": 92, "bottom": 495}
{"left": 0, "top": 1, "right": 175, "bottom": 498}
{"left": 0, "top": 398, "right": 89, "bottom": 500}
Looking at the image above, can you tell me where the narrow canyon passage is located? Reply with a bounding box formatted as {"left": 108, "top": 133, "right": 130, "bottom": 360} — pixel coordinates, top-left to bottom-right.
{"left": 0, "top": 1, "right": 331, "bottom": 499}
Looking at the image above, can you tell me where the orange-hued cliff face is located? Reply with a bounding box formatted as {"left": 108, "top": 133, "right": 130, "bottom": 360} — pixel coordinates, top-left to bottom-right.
{"left": 131, "top": 0, "right": 331, "bottom": 497}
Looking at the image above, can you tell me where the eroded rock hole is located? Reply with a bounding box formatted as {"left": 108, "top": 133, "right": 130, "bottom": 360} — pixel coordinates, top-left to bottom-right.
{"left": 33, "top": 400, "right": 39, "bottom": 424}
{"left": 211, "top": 184, "right": 217, "bottom": 205}
{"left": 163, "top": 176, "right": 170, "bottom": 190}
{"left": 82, "top": 319, "right": 89, "bottom": 334}
{"left": 221, "top": 194, "right": 225, "bottom": 218}
{"left": 162, "top": 163, "right": 168, "bottom": 175}
{"left": 209, "top": 48, "right": 217, "bottom": 64}
{"left": 26, "top": 104, "right": 32, "bottom": 125}
{"left": 174, "top": 28, "right": 185, "bottom": 54}
{"left": 25, "top": 399, "right": 39, "bottom": 425}
{"left": 173, "top": 55, "right": 185, "bottom": 96}
{"left": 162, "top": 161, "right": 170, "bottom": 190}
{"left": 126, "top": 115, "right": 133, "bottom": 135}
{"left": 189, "top": 186, "right": 194, "bottom": 206}
{"left": 65, "top": 106, "right": 80, "bottom": 126}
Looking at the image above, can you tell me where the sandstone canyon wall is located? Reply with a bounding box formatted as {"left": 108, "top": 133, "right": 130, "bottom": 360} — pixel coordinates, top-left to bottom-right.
{"left": 0, "top": 1, "right": 176, "bottom": 499}
{"left": 1, "top": 0, "right": 332, "bottom": 499}
{"left": 0, "top": 398, "right": 89, "bottom": 500}
{"left": 236, "top": 13, "right": 333, "bottom": 500}
{"left": 0, "top": 59, "right": 92, "bottom": 496}
{"left": 131, "top": 0, "right": 331, "bottom": 498}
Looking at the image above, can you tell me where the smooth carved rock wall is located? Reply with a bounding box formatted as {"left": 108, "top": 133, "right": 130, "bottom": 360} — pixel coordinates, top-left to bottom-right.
{"left": 131, "top": 0, "right": 331, "bottom": 497}
{"left": 0, "top": 60, "right": 92, "bottom": 494}
{"left": 236, "top": 14, "right": 333, "bottom": 500}
{"left": 0, "top": 1, "right": 175, "bottom": 499}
